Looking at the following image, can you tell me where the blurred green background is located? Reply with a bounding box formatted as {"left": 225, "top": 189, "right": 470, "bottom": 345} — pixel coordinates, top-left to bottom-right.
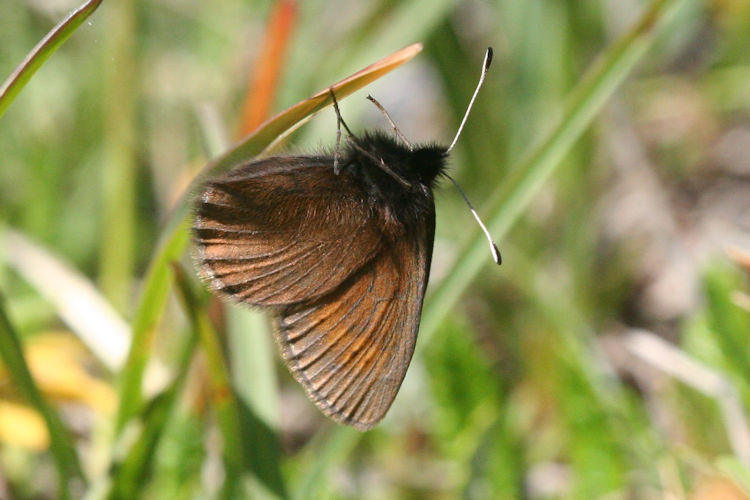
{"left": 2, "top": 0, "right": 750, "bottom": 498}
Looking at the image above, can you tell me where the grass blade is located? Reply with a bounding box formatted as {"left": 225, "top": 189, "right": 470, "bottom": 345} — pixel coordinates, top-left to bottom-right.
{"left": 115, "top": 218, "right": 191, "bottom": 432}
{"left": 237, "top": 0, "right": 298, "bottom": 136}
{"left": 171, "top": 263, "right": 246, "bottom": 499}
{"left": 107, "top": 298, "right": 198, "bottom": 499}
{"left": 2, "top": 228, "right": 130, "bottom": 371}
{"left": 98, "top": 0, "right": 137, "bottom": 311}
{"left": 421, "top": 0, "right": 687, "bottom": 340}
{"left": 0, "top": 292, "right": 85, "bottom": 498}
{"left": 0, "top": 0, "right": 103, "bottom": 119}
{"left": 228, "top": 308, "right": 287, "bottom": 499}
{"left": 292, "top": 427, "right": 360, "bottom": 500}
{"left": 211, "top": 43, "right": 423, "bottom": 172}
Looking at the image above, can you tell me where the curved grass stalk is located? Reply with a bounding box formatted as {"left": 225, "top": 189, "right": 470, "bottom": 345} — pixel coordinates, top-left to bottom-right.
{"left": 420, "top": 0, "right": 687, "bottom": 341}
{"left": 0, "top": 0, "right": 103, "bottom": 119}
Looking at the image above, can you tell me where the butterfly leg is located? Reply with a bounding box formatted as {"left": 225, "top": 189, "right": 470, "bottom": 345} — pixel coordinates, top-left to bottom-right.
{"left": 331, "top": 88, "right": 343, "bottom": 175}
{"left": 329, "top": 88, "right": 356, "bottom": 175}
{"left": 366, "top": 95, "right": 413, "bottom": 151}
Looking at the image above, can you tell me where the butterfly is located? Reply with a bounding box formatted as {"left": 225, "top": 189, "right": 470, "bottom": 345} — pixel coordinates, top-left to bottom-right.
{"left": 192, "top": 48, "right": 498, "bottom": 430}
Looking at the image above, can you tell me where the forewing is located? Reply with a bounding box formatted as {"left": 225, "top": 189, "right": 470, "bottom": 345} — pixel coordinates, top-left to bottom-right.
{"left": 274, "top": 209, "right": 435, "bottom": 430}
{"left": 193, "top": 157, "right": 383, "bottom": 306}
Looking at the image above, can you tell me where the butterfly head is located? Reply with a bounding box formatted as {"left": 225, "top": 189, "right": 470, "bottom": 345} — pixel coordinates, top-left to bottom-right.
{"left": 346, "top": 131, "right": 449, "bottom": 192}
{"left": 409, "top": 143, "right": 450, "bottom": 188}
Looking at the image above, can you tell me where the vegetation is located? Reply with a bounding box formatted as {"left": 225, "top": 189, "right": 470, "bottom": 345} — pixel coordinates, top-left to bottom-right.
{"left": 1, "top": 0, "right": 750, "bottom": 498}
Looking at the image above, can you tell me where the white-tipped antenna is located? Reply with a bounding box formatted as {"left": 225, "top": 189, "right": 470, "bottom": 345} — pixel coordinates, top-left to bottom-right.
{"left": 445, "top": 174, "right": 502, "bottom": 265}
{"left": 447, "top": 47, "right": 493, "bottom": 153}
{"left": 445, "top": 47, "right": 501, "bottom": 265}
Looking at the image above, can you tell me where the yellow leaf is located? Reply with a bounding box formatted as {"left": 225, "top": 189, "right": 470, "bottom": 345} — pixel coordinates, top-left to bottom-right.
{"left": 0, "top": 401, "right": 48, "bottom": 451}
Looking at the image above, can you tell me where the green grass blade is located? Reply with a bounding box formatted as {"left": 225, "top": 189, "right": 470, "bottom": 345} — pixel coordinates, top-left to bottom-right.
{"left": 105, "top": 262, "right": 203, "bottom": 499}
{"left": 195, "top": 325, "right": 245, "bottom": 499}
{"left": 704, "top": 269, "right": 750, "bottom": 385}
{"left": 98, "top": 0, "right": 137, "bottom": 312}
{"left": 114, "top": 44, "right": 423, "bottom": 434}
{"left": 228, "top": 308, "right": 287, "bottom": 500}
{"left": 0, "top": 0, "right": 103, "bottom": 119}
{"left": 172, "top": 265, "right": 245, "bottom": 499}
{"left": 115, "top": 217, "right": 191, "bottom": 432}
{"left": 292, "top": 427, "right": 360, "bottom": 500}
{"left": 420, "top": 0, "right": 687, "bottom": 340}
{"left": 0, "top": 292, "right": 86, "bottom": 499}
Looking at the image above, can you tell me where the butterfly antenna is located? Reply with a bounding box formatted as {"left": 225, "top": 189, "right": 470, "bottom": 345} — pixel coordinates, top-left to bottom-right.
{"left": 446, "top": 47, "right": 493, "bottom": 153}
{"left": 444, "top": 47, "right": 500, "bottom": 265}
{"left": 366, "top": 95, "right": 413, "bottom": 150}
{"left": 445, "top": 174, "right": 502, "bottom": 265}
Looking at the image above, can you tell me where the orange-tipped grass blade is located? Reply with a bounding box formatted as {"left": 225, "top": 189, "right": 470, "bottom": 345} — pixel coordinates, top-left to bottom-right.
{"left": 237, "top": 0, "right": 298, "bottom": 136}
{"left": 203, "top": 42, "right": 423, "bottom": 180}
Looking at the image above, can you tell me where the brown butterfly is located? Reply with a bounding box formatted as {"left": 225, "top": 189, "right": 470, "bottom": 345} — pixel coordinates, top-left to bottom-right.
{"left": 192, "top": 48, "right": 499, "bottom": 430}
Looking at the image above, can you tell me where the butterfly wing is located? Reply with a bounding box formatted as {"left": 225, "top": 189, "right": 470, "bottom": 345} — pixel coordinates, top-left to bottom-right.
{"left": 274, "top": 207, "right": 434, "bottom": 430}
{"left": 194, "top": 155, "right": 436, "bottom": 430}
{"left": 193, "top": 157, "right": 384, "bottom": 306}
